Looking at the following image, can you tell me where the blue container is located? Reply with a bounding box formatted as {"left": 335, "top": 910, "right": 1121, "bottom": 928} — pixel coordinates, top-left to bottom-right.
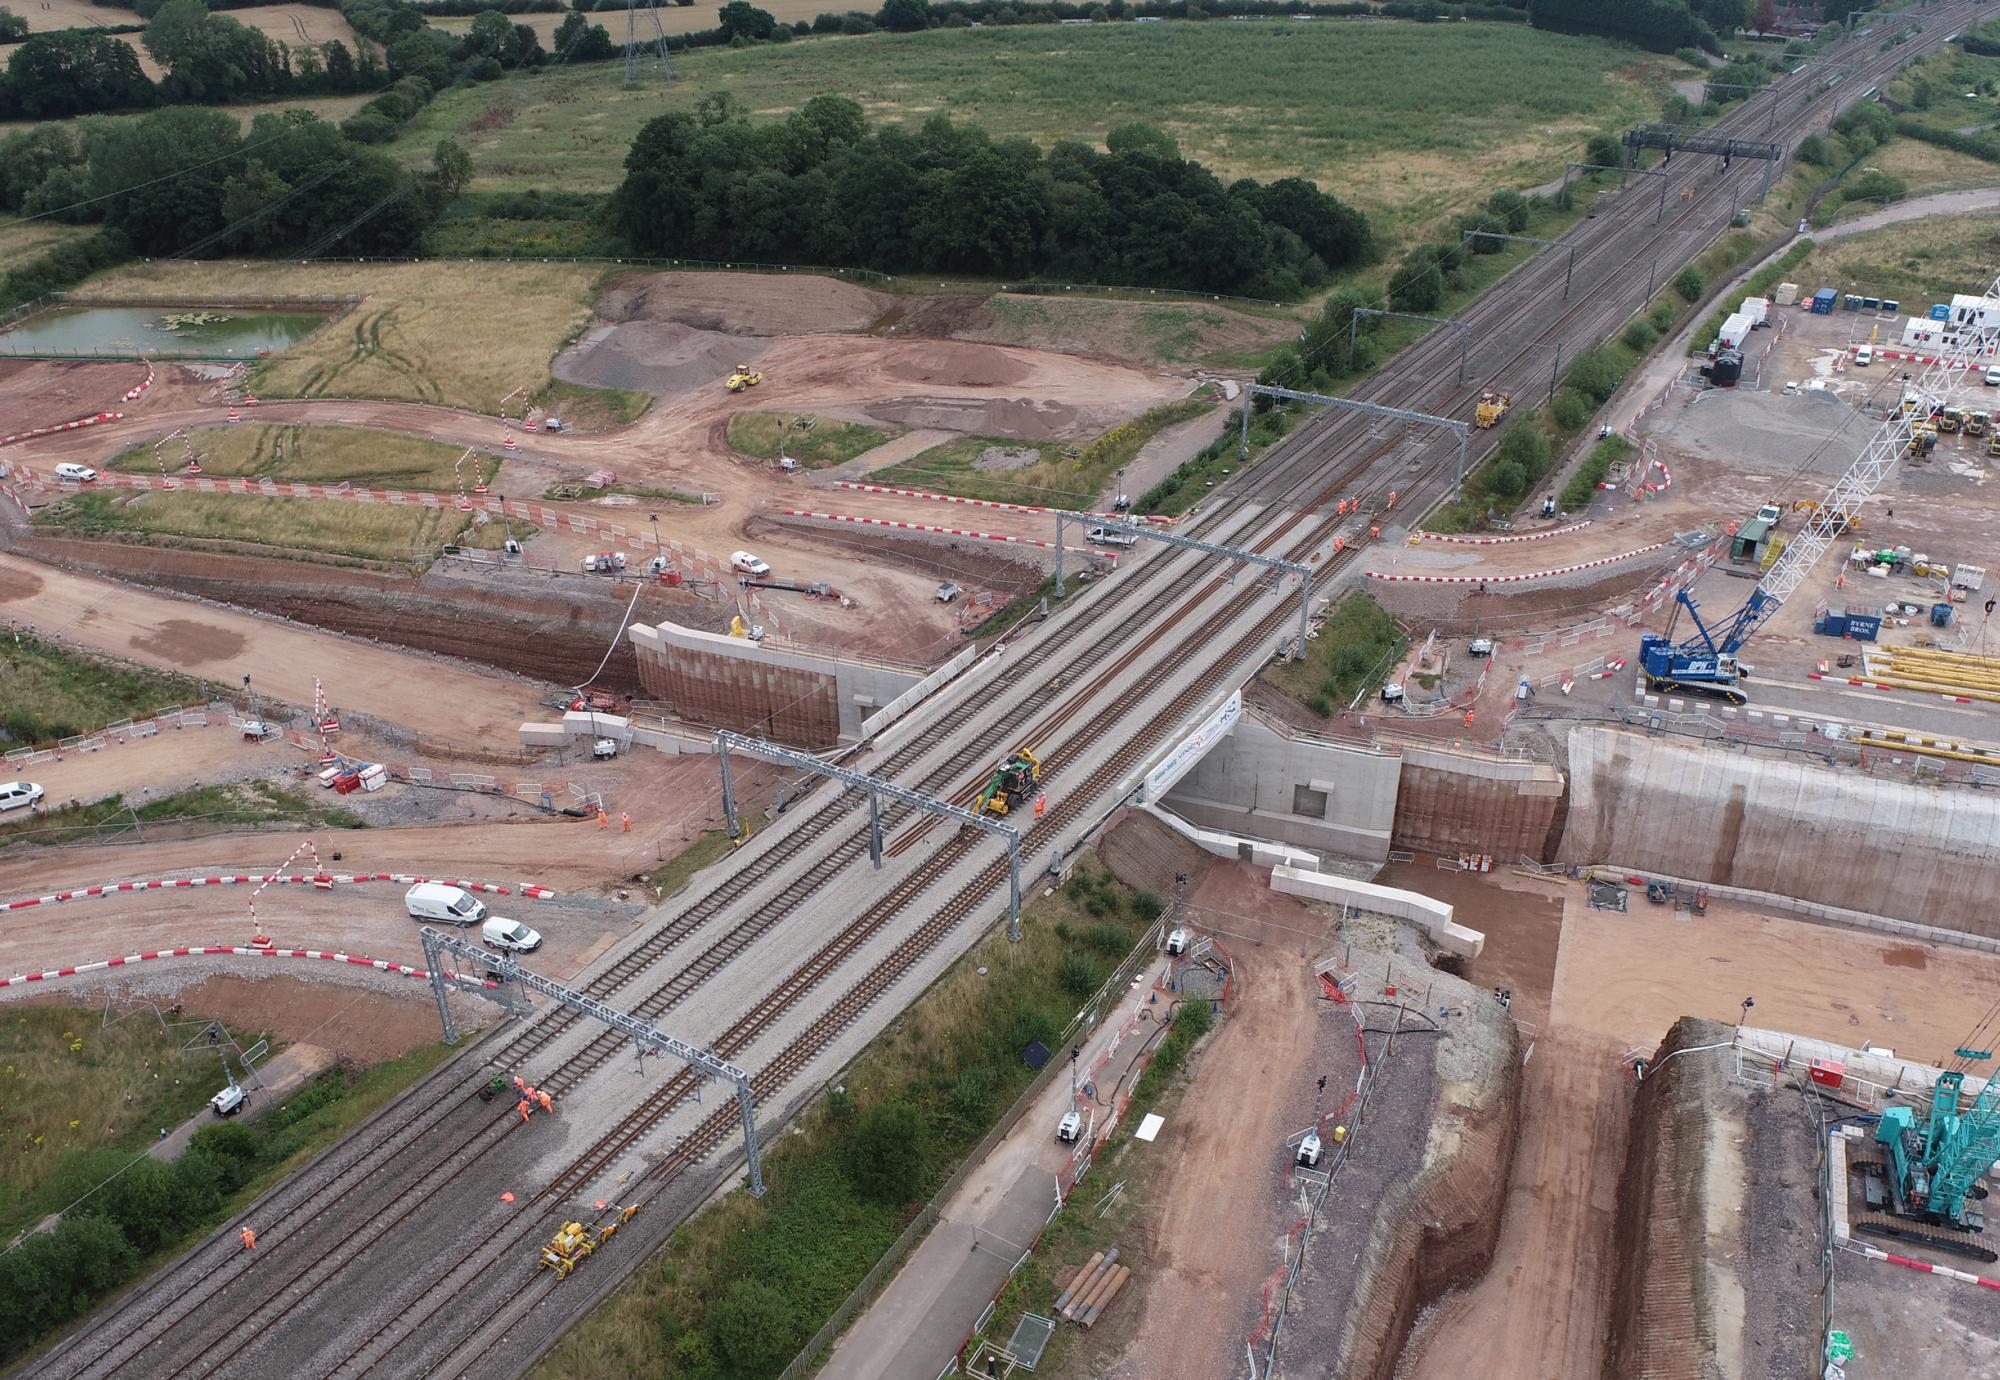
{"left": 1813, "top": 289, "right": 1838, "bottom": 315}
{"left": 1845, "top": 613, "right": 1882, "bottom": 642}
{"left": 1932, "top": 603, "right": 1954, "bottom": 628}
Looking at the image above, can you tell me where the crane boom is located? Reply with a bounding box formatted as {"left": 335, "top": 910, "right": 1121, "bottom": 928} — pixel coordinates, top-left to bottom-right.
{"left": 1760, "top": 271, "right": 2000, "bottom": 607}
{"left": 1640, "top": 271, "right": 2000, "bottom": 705}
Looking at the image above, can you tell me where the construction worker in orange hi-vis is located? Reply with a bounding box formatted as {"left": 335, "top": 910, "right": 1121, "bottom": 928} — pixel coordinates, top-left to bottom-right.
{"left": 512, "top": 1075, "right": 526, "bottom": 1092}
{"left": 1034, "top": 793, "right": 1047, "bottom": 819}
{"left": 597, "top": 808, "right": 609, "bottom": 830}
{"left": 518, "top": 1098, "right": 534, "bottom": 1123}
{"left": 241, "top": 1228, "right": 257, "bottom": 1250}
{"left": 621, "top": 812, "right": 631, "bottom": 832}
{"left": 538, "top": 1089, "right": 554, "bottom": 1115}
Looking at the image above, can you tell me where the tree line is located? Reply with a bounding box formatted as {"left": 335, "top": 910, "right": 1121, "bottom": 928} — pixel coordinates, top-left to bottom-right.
{"left": 0, "top": 0, "right": 558, "bottom": 120}
{"left": 611, "top": 98, "right": 1371, "bottom": 298}
{"left": 0, "top": 106, "right": 465, "bottom": 310}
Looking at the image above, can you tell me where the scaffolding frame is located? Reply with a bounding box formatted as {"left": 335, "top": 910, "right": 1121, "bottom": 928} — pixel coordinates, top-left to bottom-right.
{"left": 417, "top": 926, "right": 766, "bottom": 1195}
{"left": 713, "top": 730, "right": 1026, "bottom": 940}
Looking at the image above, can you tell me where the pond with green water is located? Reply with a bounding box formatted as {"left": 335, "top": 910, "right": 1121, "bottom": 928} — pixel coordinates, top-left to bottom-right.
{"left": 0, "top": 305, "right": 331, "bottom": 359}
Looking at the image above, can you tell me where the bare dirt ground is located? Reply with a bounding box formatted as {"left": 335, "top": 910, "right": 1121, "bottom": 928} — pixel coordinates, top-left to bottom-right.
{"left": 1107, "top": 861, "right": 1337, "bottom": 1380}
{"left": 1380, "top": 870, "right": 2000, "bottom": 1380}
{"left": 0, "top": 551, "right": 539, "bottom": 754}
{"left": 2, "top": 277, "right": 1187, "bottom": 663}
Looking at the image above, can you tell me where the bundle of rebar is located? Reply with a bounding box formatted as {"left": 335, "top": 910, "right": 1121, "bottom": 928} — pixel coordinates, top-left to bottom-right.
{"left": 1053, "top": 1248, "right": 1130, "bottom": 1328}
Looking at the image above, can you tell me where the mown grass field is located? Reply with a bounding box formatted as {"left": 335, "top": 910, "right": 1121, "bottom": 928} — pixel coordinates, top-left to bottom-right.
{"left": 395, "top": 22, "right": 1682, "bottom": 242}
{"left": 429, "top": 0, "right": 831, "bottom": 43}
{"left": 79, "top": 260, "right": 604, "bottom": 414}
{"left": 0, "top": 629, "right": 215, "bottom": 746}
{"left": 1807, "top": 209, "right": 2000, "bottom": 302}
{"left": 34, "top": 489, "right": 519, "bottom": 564}
{"left": 725, "top": 410, "right": 894, "bottom": 468}
{"left": 110, "top": 424, "right": 497, "bottom": 491}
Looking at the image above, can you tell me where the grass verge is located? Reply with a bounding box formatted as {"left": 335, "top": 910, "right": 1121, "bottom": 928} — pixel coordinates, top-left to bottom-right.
{"left": 879, "top": 397, "right": 1212, "bottom": 507}
{"left": 971, "top": 295, "right": 1301, "bottom": 370}
{"left": 0, "top": 631, "right": 218, "bottom": 748}
{"left": 0, "top": 1040, "right": 454, "bottom": 1365}
{"left": 532, "top": 857, "right": 1163, "bottom": 1380}
{"left": 1263, "top": 592, "right": 1404, "bottom": 717}
{"left": 646, "top": 829, "right": 740, "bottom": 903}
{"left": 528, "top": 376, "right": 652, "bottom": 432}
{"left": 108, "top": 425, "right": 496, "bottom": 492}
{"left": 35, "top": 490, "right": 505, "bottom": 566}
{"left": 1560, "top": 434, "right": 1633, "bottom": 509}
{"left": 726, "top": 411, "right": 896, "bottom": 469}
{"left": 0, "top": 780, "right": 365, "bottom": 848}
{"left": 78, "top": 260, "right": 605, "bottom": 415}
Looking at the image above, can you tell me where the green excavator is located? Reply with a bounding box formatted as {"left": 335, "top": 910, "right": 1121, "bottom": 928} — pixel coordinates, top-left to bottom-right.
{"left": 975, "top": 748, "right": 1041, "bottom": 817}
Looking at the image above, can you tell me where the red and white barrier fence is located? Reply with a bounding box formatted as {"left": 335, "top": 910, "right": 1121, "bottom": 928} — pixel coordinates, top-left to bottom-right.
{"left": 1367, "top": 543, "right": 1668, "bottom": 585}
{"left": 0, "top": 411, "right": 122, "bottom": 448}
{"left": 120, "top": 366, "right": 155, "bottom": 404}
{"left": 1852, "top": 1243, "right": 2000, "bottom": 1291}
{"left": 780, "top": 509, "right": 1105, "bottom": 556}
{"left": 1, "top": 871, "right": 545, "bottom": 913}
{"left": 0, "top": 945, "right": 496, "bottom": 991}
{"left": 1417, "top": 521, "right": 1592, "bottom": 546}
{"left": 832, "top": 480, "right": 1175, "bottom": 526}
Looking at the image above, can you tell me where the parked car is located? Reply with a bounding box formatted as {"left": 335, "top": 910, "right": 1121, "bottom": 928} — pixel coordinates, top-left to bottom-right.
{"left": 0, "top": 781, "right": 45, "bottom": 813}
{"left": 54, "top": 463, "right": 97, "bottom": 483}
{"left": 1085, "top": 525, "right": 1139, "bottom": 548}
{"left": 731, "top": 550, "right": 771, "bottom": 576}
{"left": 1855, "top": 344, "right": 1874, "bottom": 366}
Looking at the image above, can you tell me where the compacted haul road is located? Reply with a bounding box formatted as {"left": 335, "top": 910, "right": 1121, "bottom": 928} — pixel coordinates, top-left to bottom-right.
{"left": 28, "top": 9, "right": 1992, "bottom": 1377}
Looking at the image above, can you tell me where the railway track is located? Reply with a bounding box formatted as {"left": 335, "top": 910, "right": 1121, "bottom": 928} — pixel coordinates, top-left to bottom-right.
{"left": 28, "top": 11, "right": 1989, "bottom": 1377}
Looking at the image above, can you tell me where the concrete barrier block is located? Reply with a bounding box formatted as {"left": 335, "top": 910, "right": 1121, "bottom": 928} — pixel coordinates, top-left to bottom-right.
{"left": 563, "top": 710, "right": 630, "bottom": 738}
{"left": 1438, "top": 921, "right": 1486, "bottom": 960}
{"left": 518, "top": 722, "right": 569, "bottom": 748}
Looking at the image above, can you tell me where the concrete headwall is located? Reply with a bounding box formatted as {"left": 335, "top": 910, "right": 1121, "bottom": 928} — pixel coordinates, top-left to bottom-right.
{"left": 1393, "top": 744, "right": 1566, "bottom": 863}
{"left": 1162, "top": 710, "right": 1400, "bottom": 859}
{"left": 629, "top": 619, "right": 927, "bottom": 749}
{"left": 1560, "top": 726, "right": 2000, "bottom": 939}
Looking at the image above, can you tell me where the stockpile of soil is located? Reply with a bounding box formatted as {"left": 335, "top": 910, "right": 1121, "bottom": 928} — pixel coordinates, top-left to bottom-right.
{"left": 864, "top": 395, "right": 1084, "bottom": 440}
{"left": 596, "top": 270, "right": 892, "bottom": 337}
{"left": 1313, "top": 966, "right": 1522, "bottom": 1380}
{"left": 553, "top": 319, "right": 745, "bottom": 396}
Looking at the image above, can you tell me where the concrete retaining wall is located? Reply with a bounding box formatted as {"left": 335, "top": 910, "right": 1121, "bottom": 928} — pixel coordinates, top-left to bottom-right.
{"left": 629, "top": 619, "right": 927, "bottom": 748}
{"left": 1271, "top": 866, "right": 1484, "bottom": 958}
{"left": 1393, "top": 744, "right": 1566, "bottom": 863}
{"left": 1562, "top": 727, "right": 2000, "bottom": 940}
{"left": 1163, "top": 711, "right": 1400, "bottom": 859}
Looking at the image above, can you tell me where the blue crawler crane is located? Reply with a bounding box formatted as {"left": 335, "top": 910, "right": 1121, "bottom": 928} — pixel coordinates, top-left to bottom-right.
{"left": 1636, "top": 588, "right": 1780, "bottom": 706}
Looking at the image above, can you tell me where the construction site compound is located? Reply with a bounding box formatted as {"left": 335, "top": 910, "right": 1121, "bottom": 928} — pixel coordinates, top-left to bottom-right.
{"left": 9, "top": 14, "right": 2000, "bottom": 1380}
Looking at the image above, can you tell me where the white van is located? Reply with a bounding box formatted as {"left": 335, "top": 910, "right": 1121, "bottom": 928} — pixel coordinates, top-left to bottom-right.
{"left": 731, "top": 550, "right": 771, "bottom": 576}
{"left": 1085, "top": 525, "right": 1139, "bottom": 548}
{"left": 1855, "top": 344, "right": 1874, "bottom": 367}
{"left": 0, "top": 781, "right": 44, "bottom": 814}
{"left": 481, "top": 918, "right": 542, "bottom": 953}
{"left": 404, "top": 882, "right": 487, "bottom": 927}
{"left": 54, "top": 463, "right": 97, "bottom": 483}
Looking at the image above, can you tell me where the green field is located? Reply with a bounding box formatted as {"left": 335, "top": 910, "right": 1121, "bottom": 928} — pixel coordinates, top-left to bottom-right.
{"left": 395, "top": 22, "right": 1682, "bottom": 242}
{"left": 0, "top": 630, "right": 217, "bottom": 747}
{"left": 1803, "top": 208, "right": 2000, "bottom": 303}
{"left": 726, "top": 410, "right": 895, "bottom": 469}
{"left": 35, "top": 490, "right": 517, "bottom": 565}
{"left": 0, "top": 218, "right": 93, "bottom": 277}
{"left": 109, "top": 425, "right": 497, "bottom": 491}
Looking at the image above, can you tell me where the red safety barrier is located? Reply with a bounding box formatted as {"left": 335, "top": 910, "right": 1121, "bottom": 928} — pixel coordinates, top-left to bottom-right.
{"left": 1367, "top": 543, "right": 1669, "bottom": 585}
{"left": 0, "top": 945, "right": 496, "bottom": 989}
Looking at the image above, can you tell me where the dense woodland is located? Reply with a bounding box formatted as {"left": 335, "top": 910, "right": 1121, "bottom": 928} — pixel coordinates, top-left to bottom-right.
{"left": 611, "top": 98, "right": 1372, "bottom": 296}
